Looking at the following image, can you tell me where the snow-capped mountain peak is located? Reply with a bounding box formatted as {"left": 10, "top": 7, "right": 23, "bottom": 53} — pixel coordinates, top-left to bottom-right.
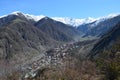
{"left": 24, "top": 14, "right": 45, "bottom": 21}
{"left": 105, "top": 13, "right": 120, "bottom": 19}
{"left": 10, "top": 11, "right": 45, "bottom": 21}
{"left": 11, "top": 11, "right": 22, "bottom": 15}
{"left": 10, "top": 12, "right": 96, "bottom": 27}
{"left": 0, "top": 11, "right": 120, "bottom": 27}
{"left": 91, "top": 13, "right": 120, "bottom": 27}
{"left": 52, "top": 17, "right": 96, "bottom": 27}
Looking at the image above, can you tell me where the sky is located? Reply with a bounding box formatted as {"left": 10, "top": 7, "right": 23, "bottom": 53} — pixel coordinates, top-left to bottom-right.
{"left": 0, "top": 0, "right": 120, "bottom": 18}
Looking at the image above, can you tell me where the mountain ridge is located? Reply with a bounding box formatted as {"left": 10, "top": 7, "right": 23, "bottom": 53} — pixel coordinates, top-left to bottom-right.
{"left": 88, "top": 21, "right": 120, "bottom": 58}
{"left": 1, "top": 11, "right": 119, "bottom": 27}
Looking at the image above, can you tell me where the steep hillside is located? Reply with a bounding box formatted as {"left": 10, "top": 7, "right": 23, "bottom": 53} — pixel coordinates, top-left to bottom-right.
{"left": 88, "top": 21, "right": 120, "bottom": 58}
{"left": 86, "top": 22, "right": 120, "bottom": 80}
{"left": 0, "top": 18, "right": 57, "bottom": 62}
{"left": 35, "top": 17, "right": 81, "bottom": 42}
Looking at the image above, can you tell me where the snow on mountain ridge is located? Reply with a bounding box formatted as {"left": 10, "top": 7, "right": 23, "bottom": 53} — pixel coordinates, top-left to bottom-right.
{"left": 0, "top": 11, "right": 120, "bottom": 27}
{"left": 22, "top": 13, "right": 120, "bottom": 27}
{"left": 16, "top": 12, "right": 120, "bottom": 27}
{"left": 91, "top": 13, "right": 120, "bottom": 27}
{"left": 24, "top": 14, "right": 45, "bottom": 21}
{"left": 15, "top": 12, "right": 97, "bottom": 27}
{"left": 11, "top": 11, "right": 22, "bottom": 15}
{"left": 52, "top": 17, "right": 96, "bottom": 27}
{"left": 10, "top": 11, "right": 45, "bottom": 21}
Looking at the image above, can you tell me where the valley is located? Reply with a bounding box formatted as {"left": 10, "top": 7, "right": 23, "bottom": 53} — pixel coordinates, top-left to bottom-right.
{"left": 0, "top": 12, "right": 120, "bottom": 80}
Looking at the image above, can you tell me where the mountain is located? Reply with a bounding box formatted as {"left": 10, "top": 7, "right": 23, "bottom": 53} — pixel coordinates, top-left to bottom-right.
{"left": 86, "top": 21, "right": 120, "bottom": 80}
{"left": 88, "top": 21, "right": 120, "bottom": 58}
{"left": 7, "top": 12, "right": 120, "bottom": 39}
{"left": 35, "top": 17, "right": 81, "bottom": 42}
{"left": 10, "top": 11, "right": 96, "bottom": 27}
{"left": 0, "top": 12, "right": 82, "bottom": 78}
{"left": 77, "top": 14, "right": 120, "bottom": 37}
{"left": 52, "top": 17, "right": 96, "bottom": 27}
{"left": 0, "top": 12, "right": 81, "bottom": 62}
{"left": 0, "top": 12, "right": 36, "bottom": 28}
{"left": 0, "top": 13, "right": 59, "bottom": 63}
{"left": 53, "top": 14, "right": 120, "bottom": 27}
{"left": 2, "top": 11, "right": 119, "bottom": 27}
{"left": 0, "top": 12, "right": 120, "bottom": 62}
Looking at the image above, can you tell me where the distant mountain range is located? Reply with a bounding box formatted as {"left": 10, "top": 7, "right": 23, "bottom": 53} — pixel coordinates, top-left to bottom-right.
{"left": 1, "top": 11, "right": 119, "bottom": 27}
{"left": 77, "top": 14, "right": 120, "bottom": 37}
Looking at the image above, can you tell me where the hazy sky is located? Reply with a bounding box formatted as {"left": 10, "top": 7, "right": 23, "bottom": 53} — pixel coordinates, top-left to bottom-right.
{"left": 0, "top": 0, "right": 120, "bottom": 18}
